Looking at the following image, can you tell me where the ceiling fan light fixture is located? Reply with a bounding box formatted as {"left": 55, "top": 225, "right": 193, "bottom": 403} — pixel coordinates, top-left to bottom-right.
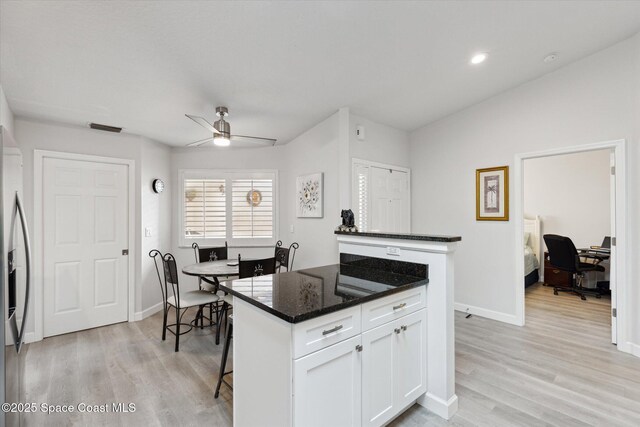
{"left": 213, "top": 135, "right": 231, "bottom": 146}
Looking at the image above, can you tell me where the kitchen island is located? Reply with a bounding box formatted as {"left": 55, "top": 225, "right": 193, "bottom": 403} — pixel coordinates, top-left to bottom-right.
{"left": 220, "top": 231, "right": 460, "bottom": 427}
{"left": 336, "top": 231, "right": 461, "bottom": 421}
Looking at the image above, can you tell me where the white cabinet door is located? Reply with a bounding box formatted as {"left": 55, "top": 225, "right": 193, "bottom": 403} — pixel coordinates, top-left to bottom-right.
{"left": 362, "top": 321, "right": 396, "bottom": 427}
{"left": 395, "top": 309, "right": 427, "bottom": 408}
{"left": 294, "top": 335, "right": 362, "bottom": 427}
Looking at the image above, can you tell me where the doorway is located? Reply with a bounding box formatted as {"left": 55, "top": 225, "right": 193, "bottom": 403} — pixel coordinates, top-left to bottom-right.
{"left": 352, "top": 159, "right": 410, "bottom": 233}
{"left": 523, "top": 149, "right": 613, "bottom": 343}
{"left": 514, "top": 140, "right": 628, "bottom": 353}
{"left": 34, "top": 151, "right": 135, "bottom": 340}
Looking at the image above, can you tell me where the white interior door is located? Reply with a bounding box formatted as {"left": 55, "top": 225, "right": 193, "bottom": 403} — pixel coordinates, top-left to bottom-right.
{"left": 609, "top": 150, "right": 617, "bottom": 344}
{"left": 370, "top": 167, "right": 409, "bottom": 233}
{"left": 43, "top": 157, "right": 129, "bottom": 337}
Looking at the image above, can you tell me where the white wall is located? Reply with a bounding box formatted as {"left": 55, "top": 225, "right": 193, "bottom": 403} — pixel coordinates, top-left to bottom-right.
{"left": 0, "top": 86, "right": 15, "bottom": 138}
{"left": 281, "top": 112, "right": 341, "bottom": 270}
{"left": 349, "top": 113, "right": 410, "bottom": 168}
{"left": 410, "top": 34, "right": 640, "bottom": 347}
{"left": 140, "top": 139, "right": 172, "bottom": 313}
{"left": 524, "top": 149, "right": 611, "bottom": 249}
{"left": 14, "top": 119, "right": 171, "bottom": 337}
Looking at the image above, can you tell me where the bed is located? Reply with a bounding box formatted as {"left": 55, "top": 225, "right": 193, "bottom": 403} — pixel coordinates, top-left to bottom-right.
{"left": 524, "top": 216, "right": 542, "bottom": 288}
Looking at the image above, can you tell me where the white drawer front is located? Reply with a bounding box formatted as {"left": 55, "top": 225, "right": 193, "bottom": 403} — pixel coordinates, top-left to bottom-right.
{"left": 293, "top": 306, "right": 361, "bottom": 359}
{"left": 361, "top": 287, "right": 426, "bottom": 331}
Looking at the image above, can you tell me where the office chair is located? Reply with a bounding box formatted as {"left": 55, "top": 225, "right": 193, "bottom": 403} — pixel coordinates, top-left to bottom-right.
{"left": 543, "top": 234, "right": 606, "bottom": 301}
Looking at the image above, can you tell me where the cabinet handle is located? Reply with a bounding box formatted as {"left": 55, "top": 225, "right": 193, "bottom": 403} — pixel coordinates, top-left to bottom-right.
{"left": 394, "top": 328, "right": 401, "bottom": 334}
{"left": 355, "top": 345, "right": 363, "bottom": 352}
{"left": 401, "top": 325, "right": 407, "bottom": 331}
{"left": 393, "top": 302, "right": 407, "bottom": 311}
{"left": 322, "top": 325, "right": 343, "bottom": 335}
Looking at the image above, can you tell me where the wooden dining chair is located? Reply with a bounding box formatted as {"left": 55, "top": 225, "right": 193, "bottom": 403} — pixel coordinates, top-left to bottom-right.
{"left": 150, "top": 250, "right": 220, "bottom": 352}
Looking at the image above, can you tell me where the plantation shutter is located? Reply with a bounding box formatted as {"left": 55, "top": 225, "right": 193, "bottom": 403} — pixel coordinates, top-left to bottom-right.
{"left": 354, "top": 164, "right": 369, "bottom": 232}
{"left": 231, "top": 178, "right": 274, "bottom": 239}
{"left": 184, "top": 179, "right": 226, "bottom": 239}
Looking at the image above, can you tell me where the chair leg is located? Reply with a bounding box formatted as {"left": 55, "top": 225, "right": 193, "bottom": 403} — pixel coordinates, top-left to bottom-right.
{"left": 210, "top": 303, "right": 214, "bottom": 327}
{"left": 215, "top": 321, "right": 233, "bottom": 399}
{"left": 162, "top": 305, "right": 168, "bottom": 341}
{"left": 198, "top": 305, "right": 205, "bottom": 329}
{"left": 216, "top": 303, "right": 227, "bottom": 346}
{"left": 175, "top": 308, "right": 181, "bottom": 352}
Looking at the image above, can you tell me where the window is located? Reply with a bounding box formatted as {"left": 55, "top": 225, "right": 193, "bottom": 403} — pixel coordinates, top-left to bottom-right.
{"left": 180, "top": 170, "right": 277, "bottom": 247}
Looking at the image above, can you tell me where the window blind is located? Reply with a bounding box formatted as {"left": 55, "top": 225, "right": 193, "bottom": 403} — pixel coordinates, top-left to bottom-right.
{"left": 355, "top": 165, "right": 369, "bottom": 232}
{"left": 184, "top": 179, "right": 226, "bottom": 239}
{"left": 231, "top": 179, "right": 274, "bottom": 239}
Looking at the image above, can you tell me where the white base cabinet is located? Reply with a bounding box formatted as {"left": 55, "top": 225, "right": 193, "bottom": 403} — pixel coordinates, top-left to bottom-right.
{"left": 233, "top": 287, "right": 427, "bottom": 427}
{"left": 362, "top": 309, "right": 427, "bottom": 426}
{"left": 294, "top": 335, "right": 362, "bottom": 427}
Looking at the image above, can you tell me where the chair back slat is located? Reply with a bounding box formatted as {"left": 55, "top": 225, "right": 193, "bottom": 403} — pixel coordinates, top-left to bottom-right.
{"left": 162, "top": 253, "right": 181, "bottom": 308}
{"left": 192, "top": 242, "right": 229, "bottom": 262}
{"left": 543, "top": 234, "right": 579, "bottom": 272}
{"left": 239, "top": 257, "right": 277, "bottom": 279}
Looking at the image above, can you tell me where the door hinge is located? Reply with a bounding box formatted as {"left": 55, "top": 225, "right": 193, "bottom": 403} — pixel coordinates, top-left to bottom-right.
{"left": 122, "top": 249, "right": 129, "bottom": 255}
{"left": 611, "top": 166, "right": 615, "bottom": 175}
{"left": 611, "top": 237, "right": 616, "bottom": 247}
{"left": 612, "top": 308, "right": 617, "bottom": 318}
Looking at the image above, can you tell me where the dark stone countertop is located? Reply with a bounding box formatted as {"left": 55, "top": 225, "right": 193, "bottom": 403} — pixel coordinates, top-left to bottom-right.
{"left": 334, "top": 230, "right": 462, "bottom": 242}
{"left": 217, "top": 263, "right": 428, "bottom": 324}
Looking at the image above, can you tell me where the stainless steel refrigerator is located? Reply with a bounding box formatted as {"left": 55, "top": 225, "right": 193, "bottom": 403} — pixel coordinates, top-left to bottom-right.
{"left": 1, "top": 125, "right": 31, "bottom": 427}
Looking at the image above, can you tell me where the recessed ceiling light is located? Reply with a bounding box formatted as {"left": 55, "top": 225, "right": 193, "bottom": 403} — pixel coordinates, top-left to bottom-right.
{"left": 470, "top": 53, "right": 487, "bottom": 65}
{"left": 543, "top": 53, "right": 559, "bottom": 63}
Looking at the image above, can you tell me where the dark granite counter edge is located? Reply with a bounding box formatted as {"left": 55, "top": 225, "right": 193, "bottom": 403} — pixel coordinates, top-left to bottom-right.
{"left": 334, "top": 230, "right": 461, "bottom": 242}
{"left": 218, "top": 279, "right": 429, "bottom": 324}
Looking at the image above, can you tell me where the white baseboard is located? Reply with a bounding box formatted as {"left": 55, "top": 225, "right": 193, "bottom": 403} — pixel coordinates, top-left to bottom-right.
{"left": 418, "top": 392, "right": 458, "bottom": 420}
{"left": 133, "top": 301, "right": 163, "bottom": 321}
{"left": 629, "top": 342, "right": 640, "bottom": 358}
{"left": 23, "top": 331, "right": 38, "bottom": 344}
{"left": 454, "top": 302, "right": 521, "bottom": 326}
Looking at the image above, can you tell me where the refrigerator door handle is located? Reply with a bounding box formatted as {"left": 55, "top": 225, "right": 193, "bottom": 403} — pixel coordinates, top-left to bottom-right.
{"left": 14, "top": 192, "right": 31, "bottom": 352}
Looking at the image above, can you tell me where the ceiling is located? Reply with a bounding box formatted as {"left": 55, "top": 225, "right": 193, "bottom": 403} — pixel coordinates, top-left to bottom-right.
{"left": 2, "top": 1, "right": 640, "bottom": 147}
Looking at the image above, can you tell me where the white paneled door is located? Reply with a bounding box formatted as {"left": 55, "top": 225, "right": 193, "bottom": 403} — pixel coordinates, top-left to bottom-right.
{"left": 43, "top": 158, "right": 129, "bottom": 337}
{"left": 370, "top": 167, "right": 409, "bottom": 233}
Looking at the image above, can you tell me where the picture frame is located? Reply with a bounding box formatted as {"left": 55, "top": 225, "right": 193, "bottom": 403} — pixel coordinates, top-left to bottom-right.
{"left": 296, "top": 172, "right": 323, "bottom": 218}
{"left": 476, "top": 165, "right": 509, "bottom": 221}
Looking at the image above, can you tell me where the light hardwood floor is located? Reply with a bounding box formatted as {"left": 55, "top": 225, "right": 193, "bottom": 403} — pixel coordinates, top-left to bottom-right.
{"left": 22, "top": 283, "right": 640, "bottom": 426}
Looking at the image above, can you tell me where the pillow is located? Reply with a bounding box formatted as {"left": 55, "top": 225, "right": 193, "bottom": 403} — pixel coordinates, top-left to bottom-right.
{"left": 524, "top": 232, "right": 532, "bottom": 246}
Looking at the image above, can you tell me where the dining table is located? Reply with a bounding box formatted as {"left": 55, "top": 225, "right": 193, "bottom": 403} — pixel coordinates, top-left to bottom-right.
{"left": 181, "top": 259, "right": 243, "bottom": 292}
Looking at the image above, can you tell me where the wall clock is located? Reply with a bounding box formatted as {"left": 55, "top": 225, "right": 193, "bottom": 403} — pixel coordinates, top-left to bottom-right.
{"left": 153, "top": 179, "right": 165, "bottom": 194}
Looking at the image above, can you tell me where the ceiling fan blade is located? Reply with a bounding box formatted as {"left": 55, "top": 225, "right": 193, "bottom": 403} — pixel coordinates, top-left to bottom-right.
{"left": 185, "top": 114, "right": 221, "bottom": 134}
{"left": 186, "top": 137, "right": 214, "bottom": 147}
{"left": 230, "top": 134, "right": 277, "bottom": 146}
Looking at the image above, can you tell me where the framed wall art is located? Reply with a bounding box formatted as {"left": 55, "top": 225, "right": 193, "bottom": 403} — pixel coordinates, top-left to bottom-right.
{"left": 297, "top": 172, "right": 323, "bottom": 218}
{"left": 476, "top": 165, "right": 509, "bottom": 221}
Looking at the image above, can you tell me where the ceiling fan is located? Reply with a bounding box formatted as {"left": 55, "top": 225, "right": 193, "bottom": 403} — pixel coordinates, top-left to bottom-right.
{"left": 185, "top": 106, "right": 277, "bottom": 147}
